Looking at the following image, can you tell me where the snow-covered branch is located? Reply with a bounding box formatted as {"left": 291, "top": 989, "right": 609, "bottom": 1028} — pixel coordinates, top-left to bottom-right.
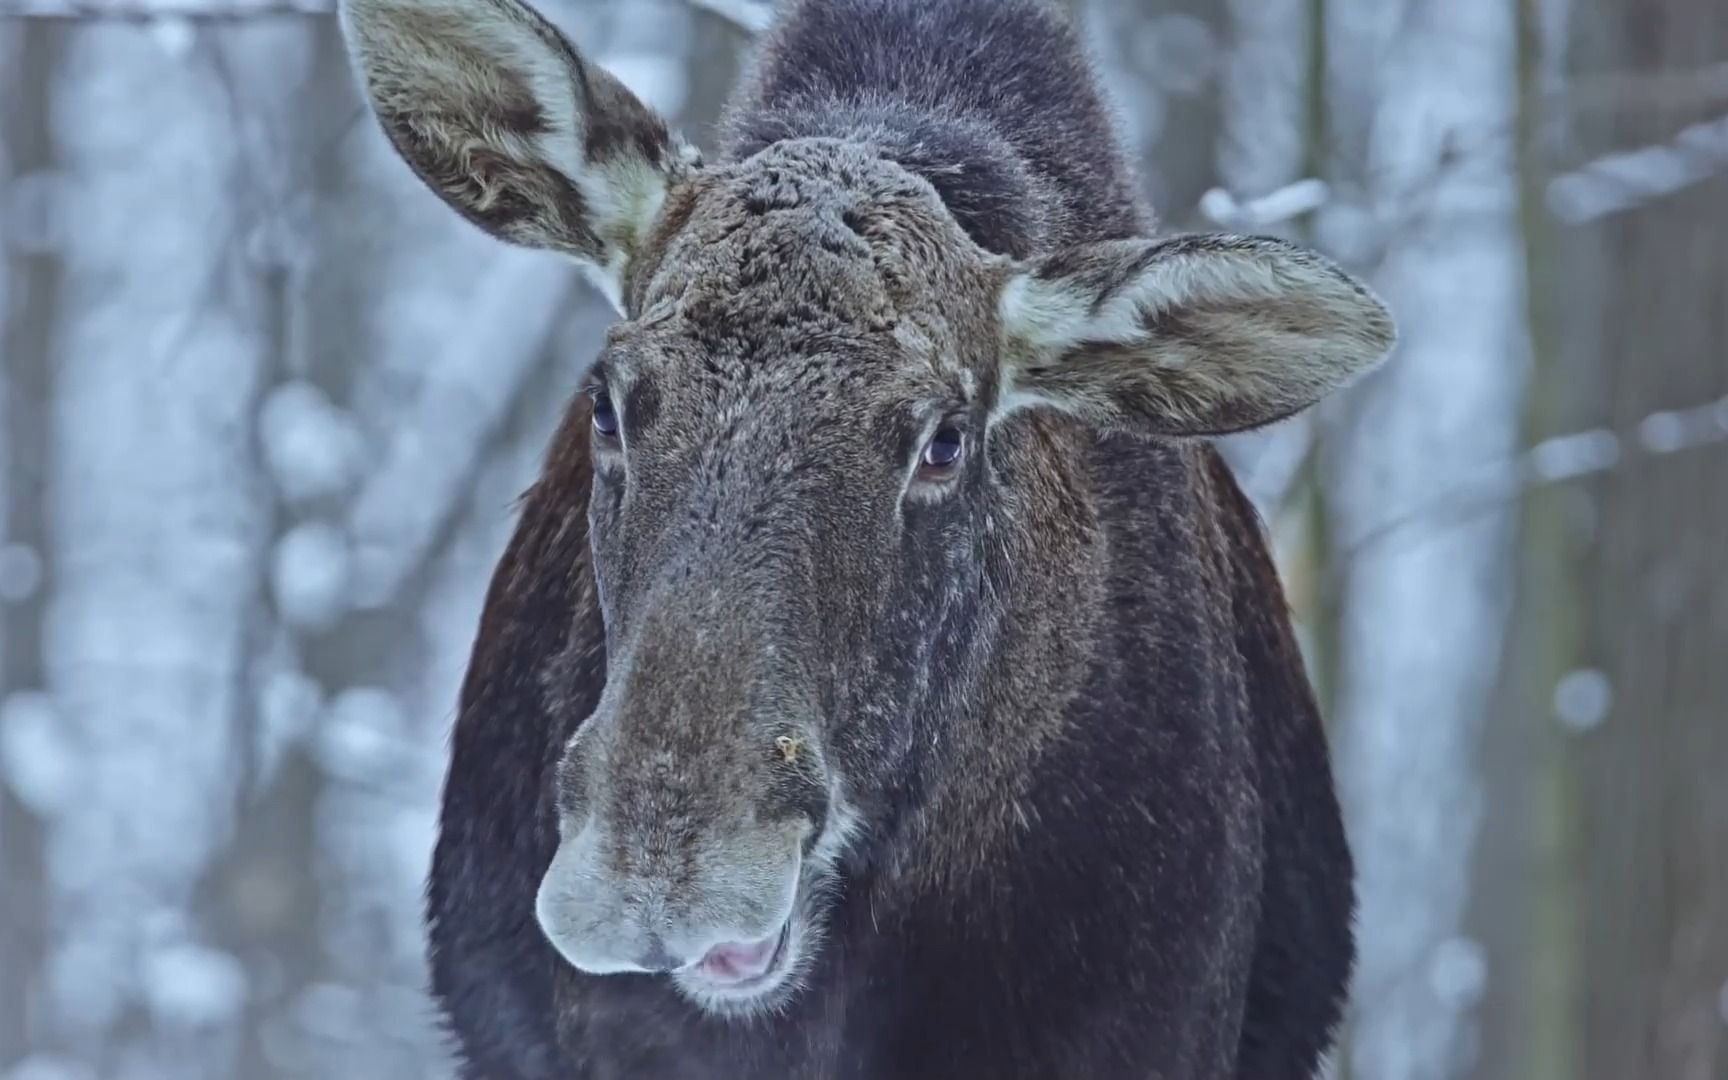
{"left": 1338, "top": 391, "right": 1728, "bottom": 562}
{"left": 1317, "top": 2, "right": 1526, "bottom": 1076}
{"left": 1213, "top": 0, "right": 1314, "bottom": 232}
{"left": 1548, "top": 112, "right": 1728, "bottom": 223}
{"left": 1209, "top": 0, "right": 1319, "bottom": 523}
{"left": 1199, "top": 179, "right": 1330, "bottom": 230}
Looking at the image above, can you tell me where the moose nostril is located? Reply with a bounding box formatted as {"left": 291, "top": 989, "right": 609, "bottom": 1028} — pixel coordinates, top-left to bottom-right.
{"left": 635, "top": 937, "right": 683, "bottom": 974}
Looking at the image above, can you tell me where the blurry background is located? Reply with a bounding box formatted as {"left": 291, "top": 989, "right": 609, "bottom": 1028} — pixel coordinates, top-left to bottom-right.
{"left": 0, "top": 0, "right": 1724, "bottom": 1077}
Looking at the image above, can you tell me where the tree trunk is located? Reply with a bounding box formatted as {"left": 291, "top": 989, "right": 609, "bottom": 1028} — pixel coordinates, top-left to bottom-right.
{"left": 1559, "top": 2, "right": 1728, "bottom": 1075}
{"left": 1467, "top": 3, "right": 1587, "bottom": 1077}
{"left": 33, "top": 19, "right": 271, "bottom": 1077}
{"left": 1211, "top": 0, "right": 1318, "bottom": 530}
{"left": 0, "top": 20, "right": 22, "bottom": 1069}
{"left": 1316, "top": 0, "right": 1529, "bottom": 1076}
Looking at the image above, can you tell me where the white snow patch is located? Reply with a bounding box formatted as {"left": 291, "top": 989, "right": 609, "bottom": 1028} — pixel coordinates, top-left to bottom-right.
{"left": 295, "top": 981, "right": 366, "bottom": 1042}
{"left": 255, "top": 667, "right": 324, "bottom": 790}
{"left": 1553, "top": 668, "right": 1612, "bottom": 733}
{"left": 384, "top": 804, "right": 442, "bottom": 899}
{"left": 1200, "top": 178, "right": 1330, "bottom": 230}
{"left": 5, "top": 1056, "right": 96, "bottom": 1080}
{"left": 1636, "top": 410, "right": 1688, "bottom": 454}
{"left": 0, "top": 691, "right": 77, "bottom": 817}
{"left": 0, "top": 542, "right": 43, "bottom": 603}
{"left": 259, "top": 380, "right": 364, "bottom": 504}
{"left": 271, "top": 522, "right": 353, "bottom": 631}
{"left": 148, "top": 16, "right": 196, "bottom": 59}
{"left": 315, "top": 687, "right": 407, "bottom": 783}
{"left": 1429, "top": 936, "right": 1489, "bottom": 1008}
{"left": 142, "top": 942, "right": 249, "bottom": 1027}
{"left": 46, "top": 932, "right": 130, "bottom": 1033}
{"left": 1527, "top": 429, "right": 1620, "bottom": 482}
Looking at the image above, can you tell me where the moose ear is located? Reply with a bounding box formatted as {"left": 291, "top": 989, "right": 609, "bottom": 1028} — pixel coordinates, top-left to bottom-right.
{"left": 340, "top": 0, "right": 699, "bottom": 310}
{"left": 995, "top": 234, "right": 1395, "bottom": 436}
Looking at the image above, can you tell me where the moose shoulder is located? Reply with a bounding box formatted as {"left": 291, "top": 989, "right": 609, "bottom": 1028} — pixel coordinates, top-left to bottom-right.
{"left": 340, "top": 0, "right": 1395, "bottom": 1077}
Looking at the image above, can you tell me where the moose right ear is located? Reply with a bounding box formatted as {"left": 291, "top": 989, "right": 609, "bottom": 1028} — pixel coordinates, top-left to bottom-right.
{"left": 340, "top": 0, "right": 699, "bottom": 310}
{"left": 995, "top": 234, "right": 1395, "bottom": 436}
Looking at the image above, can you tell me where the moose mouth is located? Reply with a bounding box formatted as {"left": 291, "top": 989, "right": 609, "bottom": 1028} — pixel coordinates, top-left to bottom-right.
{"left": 674, "top": 918, "right": 797, "bottom": 1005}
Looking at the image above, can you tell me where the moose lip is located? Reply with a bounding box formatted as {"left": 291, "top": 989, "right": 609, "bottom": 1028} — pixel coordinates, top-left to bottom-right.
{"left": 682, "top": 921, "right": 792, "bottom": 991}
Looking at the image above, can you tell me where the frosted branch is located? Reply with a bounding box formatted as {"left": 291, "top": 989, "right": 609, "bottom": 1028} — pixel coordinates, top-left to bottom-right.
{"left": 1340, "top": 393, "right": 1728, "bottom": 561}
{"left": 1215, "top": 0, "right": 1312, "bottom": 225}
{"left": 684, "top": 0, "right": 773, "bottom": 33}
{"left": 1548, "top": 112, "right": 1728, "bottom": 223}
{"left": 1199, "top": 179, "right": 1331, "bottom": 230}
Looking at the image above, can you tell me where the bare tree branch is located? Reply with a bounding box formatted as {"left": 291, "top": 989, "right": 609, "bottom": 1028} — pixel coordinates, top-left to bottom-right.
{"left": 1548, "top": 112, "right": 1728, "bottom": 223}
{"left": 1199, "top": 178, "right": 1331, "bottom": 230}
{"left": 1337, "top": 392, "right": 1728, "bottom": 564}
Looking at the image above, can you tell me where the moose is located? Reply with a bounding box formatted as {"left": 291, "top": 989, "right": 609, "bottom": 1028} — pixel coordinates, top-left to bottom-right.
{"left": 341, "top": 0, "right": 1394, "bottom": 1075}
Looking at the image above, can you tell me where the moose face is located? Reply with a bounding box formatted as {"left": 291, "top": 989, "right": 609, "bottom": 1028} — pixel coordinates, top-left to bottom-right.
{"left": 533, "top": 142, "right": 1013, "bottom": 1015}
{"left": 342, "top": 0, "right": 1394, "bottom": 1020}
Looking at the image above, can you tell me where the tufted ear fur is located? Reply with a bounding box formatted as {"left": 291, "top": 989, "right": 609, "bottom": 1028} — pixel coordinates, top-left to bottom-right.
{"left": 340, "top": 0, "right": 699, "bottom": 311}
{"left": 995, "top": 234, "right": 1395, "bottom": 436}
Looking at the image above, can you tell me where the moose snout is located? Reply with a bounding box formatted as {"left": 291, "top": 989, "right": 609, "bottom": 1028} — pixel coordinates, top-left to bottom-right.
{"left": 533, "top": 823, "right": 802, "bottom": 982}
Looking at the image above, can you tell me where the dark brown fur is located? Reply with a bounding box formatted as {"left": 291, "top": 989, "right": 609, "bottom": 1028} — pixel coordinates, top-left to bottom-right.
{"left": 340, "top": 0, "right": 1391, "bottom": 1076}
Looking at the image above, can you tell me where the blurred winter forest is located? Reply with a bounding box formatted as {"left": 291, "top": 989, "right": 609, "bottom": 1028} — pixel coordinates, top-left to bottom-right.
{"left": 0, "top": 0, "right": 1725, "bottom": 1077}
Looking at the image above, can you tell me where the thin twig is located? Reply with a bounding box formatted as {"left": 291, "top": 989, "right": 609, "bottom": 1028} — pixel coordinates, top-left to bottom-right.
{"left": 1337, "top": 394, "right": 1728, "bottom": 563}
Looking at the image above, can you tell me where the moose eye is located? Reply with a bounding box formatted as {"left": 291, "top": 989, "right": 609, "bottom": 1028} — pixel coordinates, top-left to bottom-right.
{"left": 590, "top": 390, "right": 620, "bottom": 440}
{"left": 919, "top": 424, "right": 965, "bottom": 474}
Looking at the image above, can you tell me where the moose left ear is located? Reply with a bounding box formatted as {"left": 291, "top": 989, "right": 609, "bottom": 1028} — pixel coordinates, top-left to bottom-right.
{"left": 995, "top": 234, "right": 1396, "bottom": 436}
{"left": 340, "top": 0, "right": 699, "bottom": 311}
